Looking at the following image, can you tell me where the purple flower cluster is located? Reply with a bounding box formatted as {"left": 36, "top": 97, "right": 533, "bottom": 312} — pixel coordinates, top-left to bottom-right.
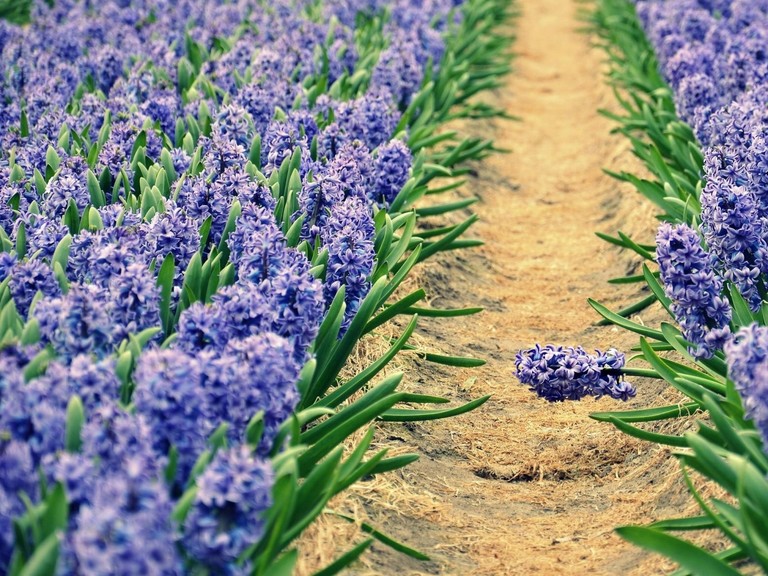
{"left": 515, "top": 344, "right": 636, "bottom": 402}
{"left": 656, "top": 223, "right": 732, "bottom": 358}
{"left": 725, "top": 324, "right": 768, "bottom": 449}
{"left": 182, "top": 446, "right": 273, "bottom": 571}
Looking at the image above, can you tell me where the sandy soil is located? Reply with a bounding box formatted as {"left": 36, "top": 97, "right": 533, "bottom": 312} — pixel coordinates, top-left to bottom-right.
{"left": 295, "top": 0, "right": 710, "bottom": 574}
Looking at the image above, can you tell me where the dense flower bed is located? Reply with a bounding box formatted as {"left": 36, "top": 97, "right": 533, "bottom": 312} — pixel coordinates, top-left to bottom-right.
{"left": 0, "top": 0, "right": 501, "bottom": 573}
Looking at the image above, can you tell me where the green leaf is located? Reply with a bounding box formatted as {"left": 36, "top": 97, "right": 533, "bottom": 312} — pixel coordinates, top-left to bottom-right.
{"left": 157, "top": 253, "right": 175, "bottom": 336}
{"left": 265, "top": 549, "right": 298, "bottom": 576}
{"left": 589, "top": 299, "right": 664, "bottom": 339}
{"left": 86, "top": 169, "right": 106, "bottom": 208}
{"left": 245, "top": 411, "right": 265, "bottom": 450}
{"left": 39, "top": 483, "right": 68, "bottom": 543}
{"left": 404, "top": 305, "right": 483, "bottom": 318}
{"left": 606, "top": 416, "right": 688, "bottom": 447}
{"left": 318, "top": 316, "right": 418, "bottom": 409}
{"left": 650, "top": 516, "right": 715, "bottom": 532}
{"left": 330, "top": 513, "right": 431, "bottom": 561}
{"left": 65, "top": 396, "right": 84, "bottom": 453}
{"left": 415, "top": 196, "right": 477, "bottom": 217}
{"left": 380, "top": 394, "right": 491, "bottom": 421}
{"left": 18, "top": 531, "right": 60, "bottom": 576}
{"left": 595, "top": 294, "right": 657, "bottom": 327}
{"left": 728, "top": 283, "right": 756, "bottom": 328}
{"left": 312, "top": 539, "right": 373, "bottom": 576}
{"left": 16, "top": 221, "right": 26, "bottom": 259}
{"left": 616, "top": 526, "right": 741, "bottom": 576}
{"left": 591, "top": 401, "right": 700, "bottom": 423}
{"left": 416, "top": 350, "right": 486, "bottom": 367}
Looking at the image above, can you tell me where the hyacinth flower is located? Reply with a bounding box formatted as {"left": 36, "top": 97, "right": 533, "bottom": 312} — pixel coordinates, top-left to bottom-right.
{"left": 182, "top": 446, "right": 274, "bottom": 572}
{"left": 655, "top": 222, "right": 732, "bottom": 358}
{"left": 700, "top": 149, "right": 768, "bottom": 314}
{"left": 515, "top": 344, "right": 636, "bottom": 402}
{"left": 725, "top": 324, "right": 768, "bottom": 449}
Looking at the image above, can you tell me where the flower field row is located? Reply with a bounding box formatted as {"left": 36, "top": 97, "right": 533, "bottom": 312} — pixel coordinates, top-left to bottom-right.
{"left": 0, "top": 0, "right": 513, "bottom": 573}
{"left": 575, "top": 0, "right": 768, "bottom": 573}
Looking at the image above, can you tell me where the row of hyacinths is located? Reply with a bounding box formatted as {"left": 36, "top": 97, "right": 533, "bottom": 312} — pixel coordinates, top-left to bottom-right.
{"left": 634, "top": 0, "right": 768, "bottom": 456}
{"left": 579, "top": 0, "right": 768, "bottom": 571}
{"left": 0, "top": 0, "right": 496, "bottom": 573}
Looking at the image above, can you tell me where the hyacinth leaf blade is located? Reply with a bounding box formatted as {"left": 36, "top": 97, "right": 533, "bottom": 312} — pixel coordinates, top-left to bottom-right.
{"left": 329, "top": 512, "right": 430, "bottom": 561}
{"left": 588, "top": 298, "right": 663, "bottom": 339}
{"left": 309, "top": 287, "right": 346, "bottom": 378}
{"left": 605, "top": 416, "right": 687, "bottom": 447}
{"left": 727, "top": 285, "right": 758, "bottom": 330}
{"left": 379, "top": 394, "right": 491, "bottom": 422}
{"left": 64, "top": 396, "right": 84, "bottom": 453}
{"left": 363, "top": 290, "right": 425, "bottom": 335}
{"left": 313, "top": 539, "right": 374, "bottom": 576}
{"left": 306, "top": 277, "right": 389, "bottom": 405}
{"left": 37, "top": 484, "right": 68, "bottom": 547}
{"left": 263, "top": 549, "right": 298, "bottom": 576}
{"left": 157, "top": 253, "right": 175, "bottom": 336}
{"left": 299, "top": 374, "right": 403, "bottom": 447}
{"left": 412, "top": 214, "right": 477, "bottom": 265}
{"left": 641, "top": 263, "right": 673, "bottom": 316}
{"left": 404, "top": 304, "right": 484, "bottom": 318}
{"left": 659, "top": 323, "right": 728, "bottom": 378}
{"left": 415, "top": 196, "right": 477, "bottom": 218}
{"left": 615, "top": 526, "right": 740, "bottom": 576}
{"left": 594, "top": 230, "right": 656, "bottom": 260}
{"left": 284, "top": 446, "right": 343, "bottom": 533}
{"left": 594, "top": 295, "right": 658, "bottom": 326}
{"left": 318, "top": 315, "right": 418, "bottom": 410}
{"left": 12, "top": 530, "right": 59, "bottom": 576}
{"left": 698, "top": 395, "right": 750, "bottom": 459}
{"left": 379, "top": 213, "right": 417, "bottom": 273}
{"left": 252, "top": 471, "right": 298, "bottom": 576}
{"left": 410, "top": 348, "right": 486, "bottom": 368}
{"left": 650, "top": 516, "right": 715, "bottom": 532}
{"left": 591, "top": 401, "right": 700, "bottom": 424}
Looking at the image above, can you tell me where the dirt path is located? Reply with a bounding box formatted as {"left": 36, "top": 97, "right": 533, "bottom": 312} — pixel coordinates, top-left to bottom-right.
{"left": 298, "top": 0, "right": 696, "bottom": 574}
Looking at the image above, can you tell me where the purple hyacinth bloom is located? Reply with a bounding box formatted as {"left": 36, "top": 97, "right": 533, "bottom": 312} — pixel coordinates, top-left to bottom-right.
{"left": 108, "top": 263, "right": 161, "bottom": 343}
{"left": 372, "top": 33, "right": 423, "bottom": 107}
{"left": 700, "top": 154, "right": 768, "bottom": 311}
{"left": 42, "top": 452, "right": 96, "bottom": 510}
{"left": 0, "top": 440, "right": 38, "bottom": 571}
{"left": 298, "top": 174, "right": 346, "bottom": 242}
{"left": 133, "top": 348, "right": 212, "bottom": 482}
{"left": 321, "top": 197, "right": 376, "bottom": 332}
{"left": 9, "top": 258, "right": 61, "bottom": 318}
{"left": 656, "top": 223, "right": 732, "bottom": 358}
{"left": 23, "top": 215, "right": 68, "bottom": 261}
{"left": 0, "top": 361, "right": 70, "bottom": 462}
{"left": 222, "top": 333, "right": 301, "bottom": 451}
{"left": 43, "top": 171, "right": 89, "bottom": 219}
{"left": 324, "top": 141, "right": 375, "bottom": 202}
{"left": 373, "top": 139, "right": 412, "bottom": 206}
{"left": 81, "top": 405, "right": 162, "bottom": 475}
{"left": 183, "top": 445, "right": 274, "bottom": 571}
{"left": 725, "top": 324, "right": 768, "bottom": 449}
{"left": 336, "top": 90, "right": 400, "bottom": 150}
{"left": 34, "top": 283, "right": 115, "bottom": 360}
{"left": 69, "top": 466, "right": 182, "bottom": 576}
{"left": 515, "top": 344, "right": 635, "bottom": 402}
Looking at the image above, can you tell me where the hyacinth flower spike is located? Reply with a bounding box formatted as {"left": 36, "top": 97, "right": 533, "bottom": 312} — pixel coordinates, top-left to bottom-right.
{"left": 515, "top": 344, "right": 636, "bottom": 402}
